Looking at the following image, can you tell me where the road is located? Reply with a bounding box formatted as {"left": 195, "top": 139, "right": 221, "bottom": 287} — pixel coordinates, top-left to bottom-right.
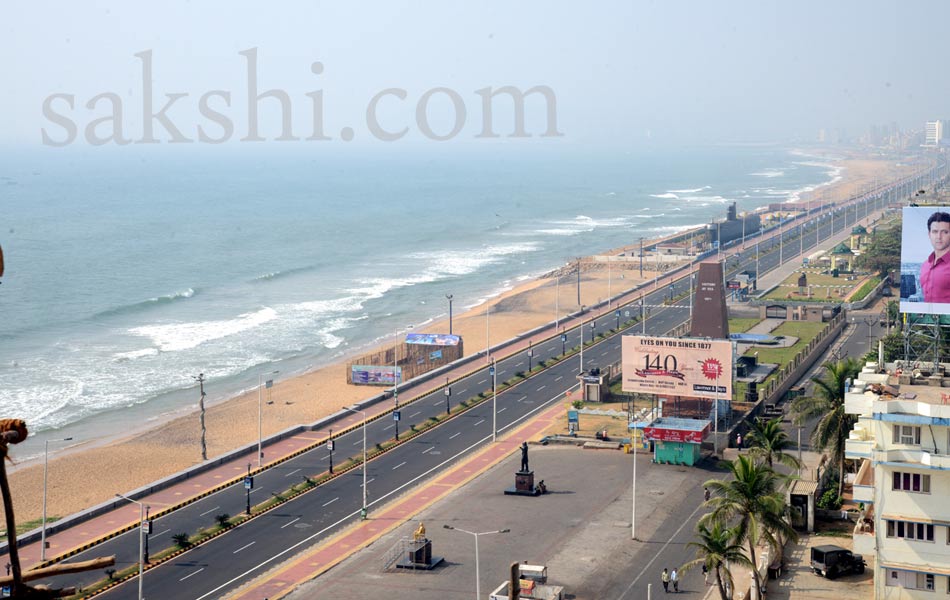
{"left": 29, "top": 187, "right": 898, "bottom": 598}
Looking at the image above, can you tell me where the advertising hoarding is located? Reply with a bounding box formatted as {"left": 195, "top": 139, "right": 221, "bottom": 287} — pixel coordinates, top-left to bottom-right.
{"left": 350, "top": 365, "right": 402, "bottom": 385}
{"left": 621, "top": 336, "right": 733, "bottom": 399}
{"left": 405, "top": 333, "right": 461, "bottom": 346}
{"left": 900, "top": 206, "right": 950, "bottom": 316}
{"left": 642, "top": 425, "right": 707, "bottom": 444}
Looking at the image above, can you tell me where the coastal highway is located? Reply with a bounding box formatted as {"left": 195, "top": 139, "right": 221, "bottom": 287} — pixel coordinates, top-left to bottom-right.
{"left": 34, "top": 189, "right": 891, "bottom": 598}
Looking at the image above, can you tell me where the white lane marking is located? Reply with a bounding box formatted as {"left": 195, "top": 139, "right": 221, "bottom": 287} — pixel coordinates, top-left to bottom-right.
{"left": 249, "top": 488, "right": 261, "bottom": 495}
{"left": 320, "top": 454, "right": 330, "bottom": 460}
{"left": 153, "top": 528, "right": 171, "bottom": 538}
{"left": 498, "top": 407, "right": 508, "bottom": 413}
{"left": 477, "top": 378, "right": 487, "bottom": 385}
{"left": 195, "top": 386, "right": 574, "bottom": 600}
{"left": 433, "top": 399, "right": 444, "bottom": 406}
{"left": 409, "top": 411, "right": 421, "bottom": 418}
{"left": 284, "top": 468, "right": 301, "bottom": 477}
{"left": 515, "top": 361, "right": 524, "bottom": 367}
{"left": 392, "top": 461, "right": 406, "bottom": 470}
{"left": 199, "top": 505, "right": 220, "bottom": 517}
{"left": 517, "top": 396, "right": 526, "bottom": 402}
{"left": 422, "top": 446, "right": 434, "bottom": 454}
{"left": 548, "top": 346, "right": 557, "bottom": 352}
{"left": 180, "top": 567, "right": 205, "bottom": 581}
{"left": 555, "top": 376, "right": 563, "bottom": 382}
{"left": 537, "top": 385, "right": 546, "bottom": 392}
{"left": 353, "top": 439, "right": 362, "bottom": 446}
{"left": 281, "top": 517, "right": 301, "bottom": 529}
{"left": 449, "top": 432, "right": 461, "bottom": 439}
{"left": 360, "top": 478, "right": 375, "bottom": 488}
{"left": 322, "top": 497, "right": 339, "bottom": 507}
{"left": 600, "top": 350, "right": 609, "bottom": 357}
{"left": 233, "top": 541, "right": 256, "bottom": 554}
{"left": 473, "top": 419, "right": 485, "bottom": 427}
{"left": 383, "top": 424, "right": 395, "bottom": 430}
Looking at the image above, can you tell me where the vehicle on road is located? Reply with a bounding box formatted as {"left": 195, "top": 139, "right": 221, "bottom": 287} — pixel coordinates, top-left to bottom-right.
{"left": 811, "top": 544, "right": 865, "bottom": 579}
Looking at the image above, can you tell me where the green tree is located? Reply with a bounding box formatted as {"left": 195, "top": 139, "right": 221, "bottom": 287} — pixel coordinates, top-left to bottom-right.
{"left": 791, "top": 357, "right": 861, "bottom": 499}
{"left": 745, "top": 417, "right": 802, "bottom": 472}
{"left": 856, "top": 222, "right": 900, "bottom": 275}
{"left": 681, "top": 521, "right": 751, "bottom": 600}
{"left": 701, "top": 456, "right": 798, "bottom": 599}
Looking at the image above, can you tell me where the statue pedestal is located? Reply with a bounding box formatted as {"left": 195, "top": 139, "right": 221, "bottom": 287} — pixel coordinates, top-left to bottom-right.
{"left": 395, "top": 538, "right": 444, "bottom": 570}
{"left": 505, "top": 470, "right": 540, "bottom": 496}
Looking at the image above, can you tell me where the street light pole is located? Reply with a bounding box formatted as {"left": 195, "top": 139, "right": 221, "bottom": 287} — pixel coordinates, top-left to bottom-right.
{"left": 443, "top": 525, "right": 510, "bottom": 600}
{"left": 115, "top": 493, "right": 148, "bottom": 600}
{"left": 343, "top": 406, "right": 368, "bottom": 519}
{"left": 446, "top": 294, "right": 454, "bottom": 335}
{"left": 41, "top": 437, "right": 73, "bottom": 562}
{"left": 485, "top": 305, "right": 491, "bottom": 362}
{"left": 193, "top": 373, "right": 207, "bottom": 461}
{"left": 632, "top": 425, "right": 638, "bottom": 540}
{"left": 490, "top": 359, "right": 497, "bottom": 442}
{"left": 258, "top": 370, "right": 278, "bottom": 468}
{"left": 444, "top": 376, "right": 452, "bottom": 415}
{"left": 554, "top": 275, "right": 560, "bottom": 330}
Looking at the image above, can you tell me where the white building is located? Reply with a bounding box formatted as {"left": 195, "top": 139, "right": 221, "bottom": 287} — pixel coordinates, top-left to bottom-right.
{"left": 924, "top": 121, "right": 943, "bottom": 147}
{"left": 845, "top": 367, "right": 950, "bottom": 598}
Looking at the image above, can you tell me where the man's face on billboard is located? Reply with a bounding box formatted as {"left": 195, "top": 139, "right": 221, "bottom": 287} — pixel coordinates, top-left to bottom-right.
{"left": 929, "top": 220, "right": 950, "bottom": 256}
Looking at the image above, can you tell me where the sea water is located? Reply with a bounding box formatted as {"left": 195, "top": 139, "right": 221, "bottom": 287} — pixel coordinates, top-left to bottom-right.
{"left": 0, "top": 145, "right": 840, "bottom": 458}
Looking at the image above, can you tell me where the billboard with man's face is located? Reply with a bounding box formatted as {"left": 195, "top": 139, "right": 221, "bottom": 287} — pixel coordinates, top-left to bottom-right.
{"left": 900, "top": 207, "right": 950, "bottom": 315}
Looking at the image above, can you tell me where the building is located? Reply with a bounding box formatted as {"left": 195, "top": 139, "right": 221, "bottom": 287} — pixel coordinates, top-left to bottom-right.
{"left": 925, "top": 121, "right": 943, "bottom": 147}
{"left": 845, "top": 368, "right": 950, "bottom": 598}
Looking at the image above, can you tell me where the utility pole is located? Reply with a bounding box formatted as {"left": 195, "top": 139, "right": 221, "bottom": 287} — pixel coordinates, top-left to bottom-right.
{"left": 193, "top": 373, "right": 207, "bottom": 461}
{"left": 576, "top": 258, "right": 582, "bottom": 306}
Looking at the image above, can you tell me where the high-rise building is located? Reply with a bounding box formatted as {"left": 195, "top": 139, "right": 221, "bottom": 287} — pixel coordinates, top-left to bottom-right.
{"left": 924, "top": 121, "right": 943, "bottom": 147}
{"left": 845, "top": 372, "right": 950, "bottom": 597}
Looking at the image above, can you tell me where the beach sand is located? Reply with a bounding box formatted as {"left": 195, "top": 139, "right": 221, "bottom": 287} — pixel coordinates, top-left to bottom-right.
{"left": 4, "top": 153, "right": 914, "bottom": 529}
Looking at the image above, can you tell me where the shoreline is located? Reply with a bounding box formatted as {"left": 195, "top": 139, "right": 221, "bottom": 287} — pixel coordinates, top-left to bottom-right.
{"left": 5, "top": 149, "right": 915, "bottom": 527}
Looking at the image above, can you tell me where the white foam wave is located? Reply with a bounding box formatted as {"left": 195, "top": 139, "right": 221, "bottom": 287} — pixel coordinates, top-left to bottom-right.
{"left": 668, "top": 186, "right": 711, "bottom": 193}
{"left": 681, "top": 194, "right": 730, "bottom": 203}
{"left": 130, "top": 307, "right": 278, "bottom": 352}
{"left": 751, "top": 169, "right": 785, "bottom": 178}
{"left": 113, "top": 348, "right": 159, "bottom": 361}
{"left": 650, "top": 193, "right": 679, "bottom": 199}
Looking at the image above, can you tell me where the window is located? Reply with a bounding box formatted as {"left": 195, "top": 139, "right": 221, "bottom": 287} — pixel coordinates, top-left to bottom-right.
{"left": 893, "top": 424, "right": 921, "bottom": 445}
{"left": 886, "top": 569, "right": 934, "bottom": 590}
{"left": 892, "top": 471, "right": 931, "bottom": 493}
{"left": 886, "top": 520, "right": 934, "bottom": 542}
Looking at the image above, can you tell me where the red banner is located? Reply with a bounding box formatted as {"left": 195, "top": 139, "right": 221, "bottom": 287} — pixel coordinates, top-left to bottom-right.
{"left": 643, "top": 426, "right": 707, "bottom": 443}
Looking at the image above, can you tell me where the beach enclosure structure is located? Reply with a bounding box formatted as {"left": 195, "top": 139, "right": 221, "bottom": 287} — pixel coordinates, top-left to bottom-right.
{"left": 346, "top": 333, "right": 463, "bottom": 385}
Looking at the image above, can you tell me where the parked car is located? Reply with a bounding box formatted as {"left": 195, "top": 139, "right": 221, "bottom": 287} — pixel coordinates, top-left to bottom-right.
{"left": 811, "top": 544, "right": 866, "bottom": 579}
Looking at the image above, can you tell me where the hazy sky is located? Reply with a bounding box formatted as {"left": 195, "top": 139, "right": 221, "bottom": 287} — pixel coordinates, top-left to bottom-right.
{"left": 2, "top": 0, "right": 948, "bottom": 153}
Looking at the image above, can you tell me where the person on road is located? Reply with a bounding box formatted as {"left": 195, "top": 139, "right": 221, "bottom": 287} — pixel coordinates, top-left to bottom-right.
{"left": 661, "top": 568, "right": 670, "bottom": 593}
{"left": 703, "top": 487, "right": 710, "bottom": 502}
{"left": 736, "top": 432, "right": 742, "bottom": 449}
{"left": 702, "top": 563, "right": 709, "bottom": 585}
{"left": 920, "top": 211, "right": 950, "bottom": 303}
{"left": 671, "top": 568, "right": 679, "bottom": 592}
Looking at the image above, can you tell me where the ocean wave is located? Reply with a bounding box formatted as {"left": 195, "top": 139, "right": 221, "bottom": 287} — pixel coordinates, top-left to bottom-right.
{"left": 681, "top": 194, "right": 730, "bottom": 203}
{"left": 650, "top": 193, "right": 679, "bottom": 199}
{"left": 668, "top": 186, "right": 711, "bottom": 193}
{"left": 129, "top": 306, "right": 278, "bottom": 352}
{"left": 251, "top": 265, "right": 318, "bottom": 283}
{"left": 751, "top": 169, "right": 785, "bottom": 178}
{"left": 112, "top": 348, "right": 160, "bottom": 362}
{"left": 91, "top": 288, "right": 197, "bottom": 320}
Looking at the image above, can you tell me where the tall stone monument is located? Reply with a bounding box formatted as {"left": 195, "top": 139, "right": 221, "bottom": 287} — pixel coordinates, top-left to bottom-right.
{"left": 690, "top": 261, "right": 730, "bottom": 339}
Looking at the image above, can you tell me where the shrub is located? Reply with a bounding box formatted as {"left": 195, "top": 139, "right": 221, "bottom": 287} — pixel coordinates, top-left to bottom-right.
{"left": 172, "top": 532, "right": 192, "bottom": 548}
{"left": 817, "top": 488, "right": 842, "bottom": 510}
{"left": 215, "top": 513, "right": 230, "bottom": 528}
{"left": 571, "top": 400, "right": 584, "bottom": 409}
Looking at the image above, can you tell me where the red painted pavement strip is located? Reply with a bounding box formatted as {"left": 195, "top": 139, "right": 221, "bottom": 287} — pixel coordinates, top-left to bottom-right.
{"left": 229, "top": 401, "right": 565, "bottom": 600}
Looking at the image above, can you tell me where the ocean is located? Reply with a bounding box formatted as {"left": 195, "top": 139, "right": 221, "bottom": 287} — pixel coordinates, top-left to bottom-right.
{"left": 0, "top": 144, "right": 840, "bottom": 460}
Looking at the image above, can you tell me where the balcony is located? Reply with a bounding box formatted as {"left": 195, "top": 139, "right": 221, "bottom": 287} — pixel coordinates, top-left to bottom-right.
{"left": 852, "top": 459, "right": 874, "bottom": 504}
{"left": 873, "top": 448, "right": 950, "bottom": 469}
{"left": 846, "top": 438, "right": 873, "bottom": 460}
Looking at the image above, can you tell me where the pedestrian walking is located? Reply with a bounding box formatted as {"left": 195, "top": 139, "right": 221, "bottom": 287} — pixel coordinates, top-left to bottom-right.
{"left": 661, "top": 568, "right": 670, "bottom": 593}
{"left": 736, "top": 432, "right": 742, "bottom": 449}
{"left": 702, "top": 563, "right": 709, "bottom": 585}
{"left": 671, "top": 568, "right": 679, "bottom": 592}
{"left": 703, "top": 487, "right": 710, "bottom": 502}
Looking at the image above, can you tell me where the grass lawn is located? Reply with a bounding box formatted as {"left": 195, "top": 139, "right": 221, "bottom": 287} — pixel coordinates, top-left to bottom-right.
{"left": 736, "top": 320, "right": 828, "bottom": 401}
{"left": 729, "top": 318, "right": 760, "bottom": 333}
{"left": 762, "top": 269, "right": 872, "bottom": 302}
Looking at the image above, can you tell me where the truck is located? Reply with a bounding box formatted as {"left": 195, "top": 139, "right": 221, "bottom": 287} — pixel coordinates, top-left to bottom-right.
{"left": 810, "top": 544, "right": 866, "bottom": 579}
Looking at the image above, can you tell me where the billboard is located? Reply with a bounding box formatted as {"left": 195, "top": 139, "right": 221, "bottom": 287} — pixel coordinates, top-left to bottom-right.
{"left": 900, "top": 206, "right": 950, "bottom": 315}
{"left": 621, "top": 336, "right": 733, "bottom": 399}
{"left": 642, "top": 425, "right": 708, "bottom": 444}
{"left": 350, "top": 365, "right": 402, "bottom": 386}
{"left": 405, "top": 333, "right": 461, "bottom": 346}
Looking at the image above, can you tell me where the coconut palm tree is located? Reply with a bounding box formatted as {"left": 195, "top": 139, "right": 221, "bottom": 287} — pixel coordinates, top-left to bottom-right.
{"left": 746, "top": 416, "right": 801, "bottom": 472}
{"left": 681, "top": 521, "right": 751, "bottom": 600}
{"left": 702, "top": 455, "right": 798, "bottom": 599}
{"left": 791, "top": 357, "right": 861, "bottom": 499}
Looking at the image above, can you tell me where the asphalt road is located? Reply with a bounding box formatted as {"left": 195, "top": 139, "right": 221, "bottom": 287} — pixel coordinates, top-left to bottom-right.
{"left": 32, "top": 189, "right": 894, "bottom": 598}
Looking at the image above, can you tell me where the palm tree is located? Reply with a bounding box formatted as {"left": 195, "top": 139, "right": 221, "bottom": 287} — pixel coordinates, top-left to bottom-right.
{"left": 791, "top": 357, "right": 861, "bottom": 499}
{"left": 702, "top": 455, "right": 798, "bottom": 599}
{"left": 745, "top": 416, "right": 801, "bottom": 472}
{"left": 681, "top": 521, "right": 751, "bottom": 600}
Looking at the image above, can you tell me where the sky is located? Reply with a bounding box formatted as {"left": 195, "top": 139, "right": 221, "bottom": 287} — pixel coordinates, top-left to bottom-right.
{"left": 2, "top": 0, "right": 949, "bottom": 154}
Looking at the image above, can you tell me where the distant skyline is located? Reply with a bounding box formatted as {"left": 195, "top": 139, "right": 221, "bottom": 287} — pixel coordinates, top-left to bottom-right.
{"left": 2, "top": 1, "right": 949, "bottom": 153}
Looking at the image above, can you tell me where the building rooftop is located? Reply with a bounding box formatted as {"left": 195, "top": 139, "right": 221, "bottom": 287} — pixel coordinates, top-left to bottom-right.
{"left": 647, "top": 417, "right": 711, "bottom": 431}
{"left": 853, "top": 367, "right": 950, "bottom": 407}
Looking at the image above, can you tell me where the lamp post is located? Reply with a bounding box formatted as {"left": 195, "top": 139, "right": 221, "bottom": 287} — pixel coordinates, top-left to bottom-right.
{"left": 193, "top": 373, "right": 207, "bottom": 461}
{"left": 490, "top": 359, "right": 497, "bottom": 442}
{"left": 554, "top": 274, "right": 560, "bottom": 330}
{"left": 632, "top": 424, "right": 638, "bottom": 540}
{"left": 446, "top": 294, "right": 454, "bottom": 335}
{"left": 640, "top": 296, "right": 646, "bottom": 335}
{"left": 560, "top": 330, "right": 567, "bottom": 356}
{"left": 444, "top": 376, "right": 452, "bottom": 415}
{"left": 590, "top": 319, "right": 596, "bottom": 344}
{"left": 443, "top": 525, "right": 510, "bottom": 600}
{"left": 607, "top": 258, "right": 612, "bottom": 308}
{"left": 527, "top": 341, "right": 533, "bottom": 372}
{"left": 258, "top": 370, "right": 278, "bottom": 468}
{"left": 327, "top": 429, "right": 334, "bottom": 474}
{"left": 245, "top": 462, "right": 253, "bottom": 515}
{"left": 115, "top": 493, "right": 148, "bottom": 600}
{"left": 485, "top": 305, "right": 491, "bottom": 362}
{"left": 41, "top": 437, "right": 73, "bottom": 562}
{"left": 342, "top": 406, "right": 368, "bottom": 519}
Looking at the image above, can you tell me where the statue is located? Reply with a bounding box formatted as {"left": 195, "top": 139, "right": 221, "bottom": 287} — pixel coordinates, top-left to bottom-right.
{"left": 520, "top": 441, "right": 529, "bottom": 472}
{"left": 413, "top": 522, "right": 426, "bottom": 542}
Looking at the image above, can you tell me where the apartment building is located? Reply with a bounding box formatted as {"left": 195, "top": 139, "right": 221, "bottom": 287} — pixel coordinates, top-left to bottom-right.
{"left": 845, "top": 368, "right": 950, "bottom": 598}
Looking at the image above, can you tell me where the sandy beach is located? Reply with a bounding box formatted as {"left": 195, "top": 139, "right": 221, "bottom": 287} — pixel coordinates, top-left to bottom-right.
{"left": 4, "top": 152, "right": 914, "bottom": 530}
